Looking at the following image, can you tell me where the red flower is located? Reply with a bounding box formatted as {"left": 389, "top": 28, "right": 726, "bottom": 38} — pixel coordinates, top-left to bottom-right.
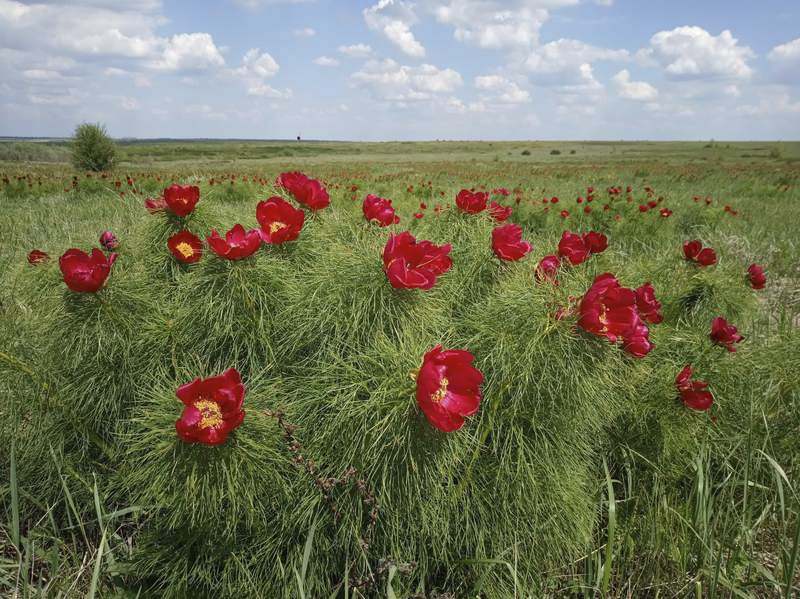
{"left": 747, "top": 263, "right": 766, "bottom": 290}
{"left": 491, "top": 223, "right": 532, "bottom": 262}
{"left": 675, "top": 365, "right": 713, "bottom": 411}
{"left": 99, "top": 230, "right": 119, "bottom": 251}
{"left": 659, "top": 208, "right": 673, "bottom": 217}
{"left": 683, "top": 240, "right": 717, "bottom": 266}
{"left": 167, "top": 231, "right": 203, "bottom": 264}
{"left": 416, "top": 345, "right": 483, "bottom": 432}
{"left": 558, "top": 231, "right": 590, "bottom": 265}
{"left": 362, "top": 194, "right": 400, "bottom": 227}
{"left": 413, "top": 212, "right": 424, "bottom": 219}
{"left": 383, "top": 231, "right": 452, "bottom": 290}
{"left": 144, "top": 196, "right": 167, "bottom": 213}
{"left": 577, "top": 273, "right": 653, "bottom": 357}
{"left": 710, "top": 317, "right": 743, "bottom": 352}
{"left": 207, "top": 224, "right": 262, "bottom": 260}
{"left": 164, "top": 184, "right": 200, "bottom": 217}
{"left": 256, "top": 196, "right": 305, "bottom": 244}
{"left": 488, "top": 201, "right": 512, "bottom": 221}
{"left": 59, "top": 248, "right": 117, "bottom": 293}
{"left": 28, "top": 249, "right": 49, "bottom": 265}
{"left": 455, "top": 189, "right": 488, "bottom": 214}
{"left": 634, "top": 283, "right": 663, "bottom": 324}
{"left": 535, "top": 254, "right": 560, "bottom": 283}
{"left": 560, "top": 209, "right": 570, "bottom": 218}
{"left": 175, "top": 368, "right": 245, "bottom": 446}
{"left": 276, "top": 171, "right": 330, "bottom": 210}
{"left": 582, "top": 231, "right": 608, "bottom": 254}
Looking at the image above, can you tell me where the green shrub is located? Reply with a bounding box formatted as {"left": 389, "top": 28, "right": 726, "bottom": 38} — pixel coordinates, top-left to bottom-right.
{"left": 71, "top": 122, "right": 116, "bottom": 172}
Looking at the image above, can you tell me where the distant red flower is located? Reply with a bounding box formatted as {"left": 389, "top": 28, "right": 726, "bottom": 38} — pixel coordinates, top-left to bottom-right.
{"left": 99, "top": 230, "right": 119, "bottom": 251}
{"left": 167, "top": 230, "right": 203, "bottom": 264}
{"left": 144, "top": 196, "right": 167, "bottom": 213}
{"left": 164, "top": 184, "right": 200, "bottom": 217}
{"left": 577, "top": 273, "right": 653, "bottom": 357}
{"left": 675, "top": 365, "right": 713, "bottom": 411}
{"left": 416, "top": 345, "right": 483, "bottom": 432}
{"left": 455, "top": 189, "right": 488, "bottom": 214}
{"left": 207, "top": 224, "right": 262, "bottom": 260}
{"left": 27, "top": 249, "right": 49, "bottom": 265}
{"left": 362, "top": 194, "right": 399, "bottom": 226}
{"left": 683, "top": 240, "right": 717, "bottom": 266}
{"left": 710, "top": 317, "right": 743, "bottom": 352}
{"left": 413, "top": 212, "right": 424, "bottom": 219}
{"left": 383, "top": 231, "right": 452, "bottom": 290}
{"left": 491, "top": 223, "right": 531, "bottom": 262}
{"left": 560, "top": 209, "right": 570, "bottom": 218}
{"left": 276, "top": 171, "right": 330, "bottom": 210}
{"left": 59, "top": 248, "right": 117, "bottom": 293}
{"left": 488, "top": 201, "right": 512, "bottom": 221}
{"left": 634, "top": 283, "right": 663, "bottom": 324}
{"left": 659, "top": 208, "right": 673, "bottom": 217}
{"left": 558, "top": 231, "right": 589, "bottom": 265}
{"left": 747, "top": 264, "right": 766, "bottom": 290}
{"left": 175, "top": 368, "right": 245, "bottom": 446}
{"left": 256, "top": 196, "right": 305, "bottom": 244}
{"left": 535, "top": 254, "right": 560, "bottom": 283}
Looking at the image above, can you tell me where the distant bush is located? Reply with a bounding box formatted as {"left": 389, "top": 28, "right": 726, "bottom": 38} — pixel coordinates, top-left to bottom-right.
{"left": 570, "top": 149, "right": 576, "bottom": 155}
{"left": 550, "top": 149, "right": 561, "bottom": 155}
{"left": 769, "top": 146, "right": 782, "bottom": 159}
{"left": 71, "top": 122, "right": 116, "bottom": 172}
{"left": 521, "top": 149, "right": 531, "bottom": 156}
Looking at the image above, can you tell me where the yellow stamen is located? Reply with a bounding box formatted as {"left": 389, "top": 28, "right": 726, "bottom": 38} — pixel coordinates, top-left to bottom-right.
{"left": 431, "top": 377, "right": 449, "bottom": 403}
{"left": 176, "top": 241, "right": 194, "bottom": 258}
{"left": 269, "top": 221, "right": 287, "bottom": 234}
{"left": 194, "top": 399, "right": 223, "bottom": 429}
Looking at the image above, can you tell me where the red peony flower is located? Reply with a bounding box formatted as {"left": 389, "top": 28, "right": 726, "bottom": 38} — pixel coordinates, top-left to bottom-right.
{"left": 747, "top": 263, "right": 766, "bottom": 290}
{"left": 164, "top": 184, "right": 200, "bottom": 217}
{"left": 416, "top": 345, "right": 483, "bottom": 432}
{"left": 207, "top": 224, "right": 262, "bottom": 260}
{"left": 59, "top": 248, "right": 117, "bottom": 293}
{"left": 710, "top": 316, "right": 743, "bottom": 352}
{"left": 491, "top": 223, "right": 532, "bottom": 262}
{"left": 558, "top": 231, "right": 590, "bottom": 265}
{"left": 634, "top": 282, "right": 663, "bottom": 324}
{"left": 675, "top": 365, "right": 713, "bottom": 411}
{"left": 99, "top": 230, "right": 119, "bottom": 251}
{"left": 175, "top": 368, "right": 245, "bottom": 446}
{"left": 560, "top": 209, "right": 570, "bottom": 218}
{"left": 256, "top": 196, "right": 305, "bottom": 244}
{"left": 582, "top": 231, "right": 608, "bottom": 255}
{"left": 383, "top": 231, "right": 452, "bottom": 290}
{"left": 455, "top": 189, "right": 488, "bottom": 214}
{"left": 362, "top": 194, "right": 400, "bottom": 227}
{"left": 535, "top": 254, "right": 560, "bottom": 283}
{"left": 28, "top": 249, "right": 49, "bottom": 265}
{"left": 683, "top": 240, "right": 717, "bottom": 266}
{"left": 488, "top": 201, "right": 512, "bottom": 221}
{"left": 167, "top": 230, "right": 203, "bottom": 264}
{"left": 276, "top": 171, "right": 330, "bottom": 210}
{"left": 577, "top": 273, "right": 653, "bottom": 357}
{"left": 144, "top": 196, "right": 167, "bottom": 213}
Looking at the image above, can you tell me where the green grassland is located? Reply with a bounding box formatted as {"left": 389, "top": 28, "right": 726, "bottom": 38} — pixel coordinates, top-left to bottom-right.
{"left": 0, "top": 139, "right": 799, "bottom": 597}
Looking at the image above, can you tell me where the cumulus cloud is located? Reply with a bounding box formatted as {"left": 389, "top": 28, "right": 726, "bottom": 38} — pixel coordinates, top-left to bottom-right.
{"left": 339, "top": 43, "right": 373, "bottom": 58}
{"left": 364, "top": 0, "right": 425, "bottom": 57}
{"left": 313, "top": 56, "right": 340, "bottom": 67}
{"left": 768, "top": 38, "right": 800, "bottom": 81}
{"left": 474, "top": 75, "right": 530, "bottom": 103}
{"left": 231, "top": 49, "right": 291, "bottom": 98}
{"left": 351, "top": 58, "right": 462, "bottom": 102}
{"left": 293, "top": 27, "right": 316, "bottom": 37}
{"left": 152, "top": 33, "right": 225, "bottom": 71}
{"left": 612, "top": 69, "right": 658, "bottom": 101}
{"left": 644, "top": 26, "right": 755, "bottom": 80}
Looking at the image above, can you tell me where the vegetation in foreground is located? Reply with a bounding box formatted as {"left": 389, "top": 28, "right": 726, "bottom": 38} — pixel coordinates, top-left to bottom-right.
{"left": 0, "top": 140, "right": 798, "bottom": 597}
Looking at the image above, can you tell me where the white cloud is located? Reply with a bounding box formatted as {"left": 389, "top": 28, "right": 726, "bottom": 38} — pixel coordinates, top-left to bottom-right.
{"left": 153, "top": 33, "right": 225, "bottom": 71}
{"left": 293, "top": 27, "right": 316, "bottom": 37}
{"left": 736, "top": 92, "right": 800, "bottom": 117}
{"left": 338, "top": 43, "right": 373, "bottom": 58}
{"left": 526, "top": 38, "right": 628, "bottom": 74}
{"left": 313, "top": 56, "right": 340, "bottom": 67}
{"left": 234, "top": 48, "right": 279, "bottom": 78}
{"left": 474, "top": 75, "right": 530, "bottom": 103}
{"left": 646, "top": 26, "right": 754, "bottom": 80}
{"left": 768, "top": 38, "right": 800, "bottom": 81}
{"left": 364, "top": 0, "right": 425, "bottom": 58}
{"left": 351, "top": 58, "right": 462, "bottom": 102}
{"left": 232, "top": 0, "right": 315, "bottom": 8}
{"left": 247, "top": 83, "right": 292, "bottom": 98}
{"left": 612, "top": 69, "right": 658, "bottom": 101}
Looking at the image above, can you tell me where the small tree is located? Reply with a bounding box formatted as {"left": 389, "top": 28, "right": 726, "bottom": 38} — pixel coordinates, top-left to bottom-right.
{"left": 71, "top": 122, "right": 116, "bottom": 171}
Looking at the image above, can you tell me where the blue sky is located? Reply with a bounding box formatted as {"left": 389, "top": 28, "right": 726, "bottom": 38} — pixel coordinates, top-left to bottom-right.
{"left": 1, "top": 0, "right": 799, "bottom": 140}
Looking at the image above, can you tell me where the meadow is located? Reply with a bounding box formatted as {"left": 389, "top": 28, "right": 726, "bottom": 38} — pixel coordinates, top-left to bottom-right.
{"left": 0, "top": 139, "right": 799, "bottom": 597}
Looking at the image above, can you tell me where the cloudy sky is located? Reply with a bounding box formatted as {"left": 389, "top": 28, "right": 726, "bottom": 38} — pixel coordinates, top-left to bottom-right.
{"left": 1, "top": 0, "right": 799, "bottom": 140}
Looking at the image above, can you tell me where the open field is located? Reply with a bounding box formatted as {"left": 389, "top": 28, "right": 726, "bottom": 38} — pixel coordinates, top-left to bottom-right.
{"left": 1, "top": 140, "right": 799, "bottom": 597}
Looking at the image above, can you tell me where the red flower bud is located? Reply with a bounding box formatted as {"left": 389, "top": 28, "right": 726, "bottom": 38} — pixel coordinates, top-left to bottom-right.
{"left": 59, "top": 248, "right": 117, "bottom": 293}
